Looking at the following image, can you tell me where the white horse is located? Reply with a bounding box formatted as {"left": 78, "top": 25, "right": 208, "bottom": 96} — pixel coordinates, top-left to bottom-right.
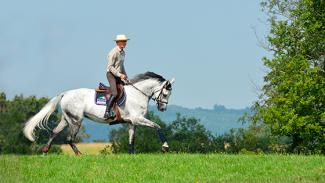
{"left": 23, "top": 72, "right": 175, "bottom": 155}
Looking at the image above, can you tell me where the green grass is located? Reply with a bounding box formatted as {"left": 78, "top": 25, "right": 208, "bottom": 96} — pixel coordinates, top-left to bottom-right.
{"left": 1, "top": 154, "right": 325, "bottom": 183}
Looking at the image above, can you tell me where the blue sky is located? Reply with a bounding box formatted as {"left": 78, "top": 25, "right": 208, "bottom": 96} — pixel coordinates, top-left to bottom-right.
{"left": 0, "top": 0, "right": 269, "bottom": 109}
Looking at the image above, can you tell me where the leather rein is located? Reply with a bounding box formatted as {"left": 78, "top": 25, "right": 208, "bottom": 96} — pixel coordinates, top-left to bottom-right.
{"left": 125, "top": 80, "right": 169, "bottom": 104}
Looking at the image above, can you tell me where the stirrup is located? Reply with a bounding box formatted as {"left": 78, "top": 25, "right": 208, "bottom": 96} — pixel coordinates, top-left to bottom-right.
{"left": 104, "top": 110, "right": 115, "bottom": 119}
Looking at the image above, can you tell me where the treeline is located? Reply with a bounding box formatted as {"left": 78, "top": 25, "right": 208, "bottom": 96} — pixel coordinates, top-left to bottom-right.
{"left": 105, "top": 111, "right": 291, "bottom": 154}
{"left": 0, "top": 91, "right": 322, "bottom": 155}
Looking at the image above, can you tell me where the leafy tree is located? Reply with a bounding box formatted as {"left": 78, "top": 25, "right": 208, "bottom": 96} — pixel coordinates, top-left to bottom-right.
{"left": 167, "top": 113, "right": 216, "bottom": 153}
{"left": 249, "top": 0, "right": 325, "bottom": 153}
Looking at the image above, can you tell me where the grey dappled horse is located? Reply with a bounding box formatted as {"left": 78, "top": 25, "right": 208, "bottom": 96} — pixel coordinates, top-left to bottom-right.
{"left": 23, "top": 72, "right": 175, "bottom": 155}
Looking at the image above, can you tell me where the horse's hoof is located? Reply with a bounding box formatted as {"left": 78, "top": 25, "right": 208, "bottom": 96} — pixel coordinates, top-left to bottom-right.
{"left": 162, "top": 145, "right": 169, "bottom": 153}
{"left": 75, "top": 151, "right": 82, "bottom": 156}
{"left": 41, "top": 145, "right": 49, "bottom": 153}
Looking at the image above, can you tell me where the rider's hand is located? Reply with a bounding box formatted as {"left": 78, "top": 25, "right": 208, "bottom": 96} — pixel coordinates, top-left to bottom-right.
{"left": 120, "top": 74, "right": 127, "bottom": 81}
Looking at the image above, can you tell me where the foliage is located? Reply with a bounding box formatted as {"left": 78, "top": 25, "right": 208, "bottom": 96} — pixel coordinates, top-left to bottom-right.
{"left": 167, "top": 113, "right": 216, "bottom": 153}
{"left": 214, "top": 124, "right": 291, "bottom": 154}
{"left": 248, "top": 0, "right": 325, "bottom": 153}
{"left": 108, "top": 111, "right": 290, "bottom": 154}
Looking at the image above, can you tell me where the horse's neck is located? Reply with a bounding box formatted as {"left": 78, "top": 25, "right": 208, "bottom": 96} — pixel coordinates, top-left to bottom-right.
{"left": 132, "top": 79, "right": 161, "bottom": 97}
{"left": 124, "top": 79, "right": 162, "bottom": 114}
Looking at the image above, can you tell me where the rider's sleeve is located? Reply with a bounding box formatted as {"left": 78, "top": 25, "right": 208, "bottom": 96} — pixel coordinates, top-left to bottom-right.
{"left": 121, "top": 63, "right": 127, "bottom": 78}
{"left": 107, "top": 52, "right": 122, "bottom": 77}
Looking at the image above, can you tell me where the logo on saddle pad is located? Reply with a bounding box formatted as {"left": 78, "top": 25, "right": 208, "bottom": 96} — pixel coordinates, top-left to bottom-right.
{"left": 95, "top": 83, "right": 126, "bottom": 106}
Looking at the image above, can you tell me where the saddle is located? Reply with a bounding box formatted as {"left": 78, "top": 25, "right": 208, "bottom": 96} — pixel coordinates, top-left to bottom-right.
{"left": 95, "top": 82, "right": 126, "bottom": 123}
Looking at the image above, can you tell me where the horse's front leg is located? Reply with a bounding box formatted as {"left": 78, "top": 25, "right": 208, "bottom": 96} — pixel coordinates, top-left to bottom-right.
{"left": 132, "top": 116, "right": 169, "bottom": 152}
{"left": 128, "top": 124, "right": 136, "bottom": 154}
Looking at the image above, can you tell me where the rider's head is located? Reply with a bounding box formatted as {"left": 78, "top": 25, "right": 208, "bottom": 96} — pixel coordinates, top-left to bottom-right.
{"left": 114, "top": 34, "right": 129, "bottom": 50}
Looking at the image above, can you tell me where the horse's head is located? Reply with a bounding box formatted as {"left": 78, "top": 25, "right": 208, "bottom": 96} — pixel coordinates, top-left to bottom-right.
{"left": 153, "top": 78, "right": 175, "bottom": 112}
{"left": 130, "top": 72, "right": 175, "bottom": 111}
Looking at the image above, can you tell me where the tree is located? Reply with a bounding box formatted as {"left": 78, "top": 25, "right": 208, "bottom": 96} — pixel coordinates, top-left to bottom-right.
{"left": 167, "top": 113, "right": 216, "bottom": 153}
{"left": 249, "top": 0, "right": 325, "bottom": 153}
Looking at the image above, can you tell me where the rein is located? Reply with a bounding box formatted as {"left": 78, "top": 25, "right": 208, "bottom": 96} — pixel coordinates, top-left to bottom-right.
{"left": 126, "top": 80, "right": 167, "bottom": 104}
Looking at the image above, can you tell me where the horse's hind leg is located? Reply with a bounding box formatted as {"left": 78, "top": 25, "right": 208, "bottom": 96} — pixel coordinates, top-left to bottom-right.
{"left": 61, "top": 108, "right": 84, "bottom": 156}
{"left": 66, "top": 122, "right": 82, "bottom": 156}
{"left": 42, "top": 116, "right": 68, "bottom": 153}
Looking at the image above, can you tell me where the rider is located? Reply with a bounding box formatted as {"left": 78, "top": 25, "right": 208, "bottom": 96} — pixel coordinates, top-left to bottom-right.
{"left": 104, "top": 34, "right": 129, "bottom": 119}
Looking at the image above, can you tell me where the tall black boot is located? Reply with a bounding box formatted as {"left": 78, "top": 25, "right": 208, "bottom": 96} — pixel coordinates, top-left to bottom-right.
{"left": 104, "top": 95, "right": 116, "bottom": 119}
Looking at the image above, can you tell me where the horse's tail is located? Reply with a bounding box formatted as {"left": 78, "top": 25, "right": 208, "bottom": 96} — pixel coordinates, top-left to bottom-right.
{"left": 23, "top": 93, "right": 64, "bottom": 142}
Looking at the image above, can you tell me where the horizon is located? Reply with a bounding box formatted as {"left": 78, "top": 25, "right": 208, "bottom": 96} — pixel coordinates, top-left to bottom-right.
{"left": 1, "top": 91, "right": 251, "bottom": 110}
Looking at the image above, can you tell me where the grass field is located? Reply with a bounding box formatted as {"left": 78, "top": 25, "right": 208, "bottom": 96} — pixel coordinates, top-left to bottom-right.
{"left": 1, "top": 154, "right": 325, "bottom": 183}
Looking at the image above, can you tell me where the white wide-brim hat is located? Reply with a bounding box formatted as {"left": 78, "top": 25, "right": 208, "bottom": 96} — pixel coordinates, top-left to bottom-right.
{"left": 114, "top": 34, "right": 130, "bottom": 41}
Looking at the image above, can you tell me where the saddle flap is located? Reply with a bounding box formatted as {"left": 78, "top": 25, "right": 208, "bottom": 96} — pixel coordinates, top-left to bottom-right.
{"left": 95, "top": 82, "right": 126, "bottom": 106}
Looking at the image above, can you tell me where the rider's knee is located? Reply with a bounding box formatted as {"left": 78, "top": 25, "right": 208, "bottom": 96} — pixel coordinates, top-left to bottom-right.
{"left": 112, "top": 92, "right": 118, "bottom": 98}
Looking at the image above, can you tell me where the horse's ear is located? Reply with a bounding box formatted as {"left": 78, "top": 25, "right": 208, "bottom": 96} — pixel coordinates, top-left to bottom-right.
{"left": 170, "top": 78, "right": 175, "bottom": 84}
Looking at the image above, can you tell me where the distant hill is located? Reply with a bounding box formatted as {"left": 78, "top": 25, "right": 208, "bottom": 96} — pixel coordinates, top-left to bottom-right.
{"left": 82, "top": 104, "right": 250, "bottom": 142}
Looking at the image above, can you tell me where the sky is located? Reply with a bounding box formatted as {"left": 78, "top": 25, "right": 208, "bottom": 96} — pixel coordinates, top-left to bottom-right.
{"left": 0, "top": 0, "right": 270, "bottom": 109}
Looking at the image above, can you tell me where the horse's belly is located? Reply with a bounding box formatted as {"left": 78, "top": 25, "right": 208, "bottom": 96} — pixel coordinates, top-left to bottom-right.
{"left": 84, "top": 112, "right": 111, "bottom": 124}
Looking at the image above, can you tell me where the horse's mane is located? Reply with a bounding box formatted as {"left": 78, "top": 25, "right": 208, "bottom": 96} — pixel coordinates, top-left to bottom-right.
{"left": 130, "top": 71, "right": 166, "bottom": 84}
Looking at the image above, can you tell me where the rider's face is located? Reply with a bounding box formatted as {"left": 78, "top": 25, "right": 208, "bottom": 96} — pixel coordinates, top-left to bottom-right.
{"left": 116, "top": 41, "right": 127, "bottom": 49}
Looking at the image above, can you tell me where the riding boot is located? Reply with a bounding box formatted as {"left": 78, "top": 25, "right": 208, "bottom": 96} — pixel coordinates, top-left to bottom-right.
{"left": 104, "top": 95, "right": 116, "bottom": 119}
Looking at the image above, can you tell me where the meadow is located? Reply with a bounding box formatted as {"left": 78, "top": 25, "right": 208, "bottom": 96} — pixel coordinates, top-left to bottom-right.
{"left": 1, "top": 153, "right": 324, "bottom": 183}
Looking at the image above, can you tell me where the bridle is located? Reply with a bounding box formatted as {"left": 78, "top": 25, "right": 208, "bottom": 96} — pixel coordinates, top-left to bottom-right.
{"left": 126, "top": 80, "right": 171, "bottom": 105}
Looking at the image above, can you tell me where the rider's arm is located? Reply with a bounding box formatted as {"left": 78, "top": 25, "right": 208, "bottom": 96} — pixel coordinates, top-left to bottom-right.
{"left": 107, "top": 52, "right": 122, "bottom": 78}
{"left": 121, "top": 64, "right": 127, "bottom": 78}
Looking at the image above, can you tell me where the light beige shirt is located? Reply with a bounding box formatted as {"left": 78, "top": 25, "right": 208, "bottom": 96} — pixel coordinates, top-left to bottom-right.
{"left": 106, "top": 46, "right": 127, "bottom": 77}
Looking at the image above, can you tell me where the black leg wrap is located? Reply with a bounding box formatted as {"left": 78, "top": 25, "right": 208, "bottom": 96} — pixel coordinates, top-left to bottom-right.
{"left": 128, "top": 143, "right": 135, "bottom": 154}
{"left": 157, "top": 129, "right": 167, "bottom": 142}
